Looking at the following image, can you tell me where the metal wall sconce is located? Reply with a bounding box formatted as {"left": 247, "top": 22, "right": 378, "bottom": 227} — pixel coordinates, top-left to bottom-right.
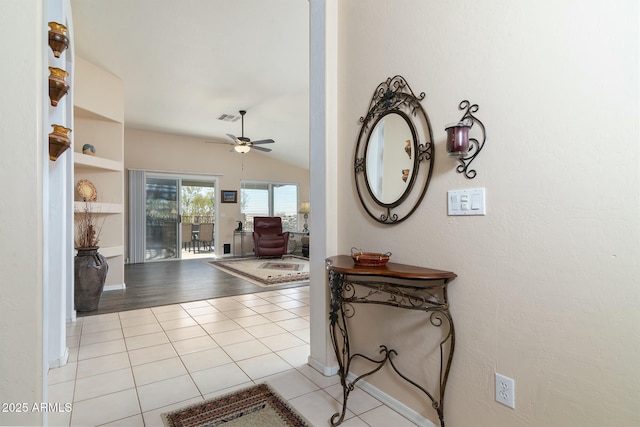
{"left": 445, "top": 100, "right": 486, "bottom": 179}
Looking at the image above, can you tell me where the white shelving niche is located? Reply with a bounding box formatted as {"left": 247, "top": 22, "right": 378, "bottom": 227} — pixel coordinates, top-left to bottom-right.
{"left": 73, "top": 57, "right": 125, "bottom": 290}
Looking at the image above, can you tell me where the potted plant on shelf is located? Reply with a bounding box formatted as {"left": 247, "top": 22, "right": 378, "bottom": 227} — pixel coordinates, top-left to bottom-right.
{"left": 74, "top": 200, "right": 108, "bottom": 312}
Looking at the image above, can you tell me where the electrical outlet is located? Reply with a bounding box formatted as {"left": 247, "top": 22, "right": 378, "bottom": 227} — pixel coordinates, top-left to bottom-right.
{"left": 495, "top": 373, "right": 515, "bottom": 408}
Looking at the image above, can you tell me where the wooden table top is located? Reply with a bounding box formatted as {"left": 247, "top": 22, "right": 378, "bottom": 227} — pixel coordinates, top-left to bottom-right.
{"left": 326, "top": 255, "right": 457, "bottom": 281}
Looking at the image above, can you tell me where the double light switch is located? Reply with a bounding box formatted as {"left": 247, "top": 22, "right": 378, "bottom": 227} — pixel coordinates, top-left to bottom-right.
{"left": 448, "top": 188, "right": 486, "bottom": 216}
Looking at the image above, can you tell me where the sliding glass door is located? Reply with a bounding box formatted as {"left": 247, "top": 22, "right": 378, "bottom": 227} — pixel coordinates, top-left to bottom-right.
{"left": 145, "top": 176, "right": 180, "bottom": 261}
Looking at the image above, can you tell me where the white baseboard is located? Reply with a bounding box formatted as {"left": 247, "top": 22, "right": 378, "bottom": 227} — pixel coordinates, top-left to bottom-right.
{"left": 104, "top": 282, "right": 126, "bottom": 291}
{"left": 345, "top": 372, "right": 437, "bottom": 427}
{"left": 304, "top": 359, "right": 436, "bottom": 426}
{"left": 48, "top": 347, "right": 69, "bottom": 369}
{"left": 307, "top": 356, "right": 339, "bottom": 376}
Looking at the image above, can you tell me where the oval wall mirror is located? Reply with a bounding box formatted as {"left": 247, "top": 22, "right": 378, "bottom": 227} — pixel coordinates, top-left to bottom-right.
{"left": 354, "top": 75, "right": 434, "bottom": 224}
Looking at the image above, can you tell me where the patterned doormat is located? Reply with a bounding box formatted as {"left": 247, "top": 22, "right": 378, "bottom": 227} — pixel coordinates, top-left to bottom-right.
{"left": 206, "top": 255, "right": 309, "bottom": 287}
{"left": 161, "top": 383, "right": 312, "bottom": 427}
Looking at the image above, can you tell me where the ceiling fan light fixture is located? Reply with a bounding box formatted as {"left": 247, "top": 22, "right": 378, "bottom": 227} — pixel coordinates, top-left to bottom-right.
{"left": 234, "top": 145, "right": 251, "bottom": 154}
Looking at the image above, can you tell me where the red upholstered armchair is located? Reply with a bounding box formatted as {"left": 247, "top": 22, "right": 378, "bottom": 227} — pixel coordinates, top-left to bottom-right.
{"left": 252, "top": 217, "right": 290, "bottom": 257}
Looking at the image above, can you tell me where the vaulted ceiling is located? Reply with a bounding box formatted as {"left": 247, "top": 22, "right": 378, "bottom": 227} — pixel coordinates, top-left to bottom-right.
{"left": 70, "top": 0, "right": 310, "bottom": 169}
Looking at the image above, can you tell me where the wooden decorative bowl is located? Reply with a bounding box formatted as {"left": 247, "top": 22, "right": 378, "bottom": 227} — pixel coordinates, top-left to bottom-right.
{"left": 351, "top": 247, "right": 392, "bottom": 267}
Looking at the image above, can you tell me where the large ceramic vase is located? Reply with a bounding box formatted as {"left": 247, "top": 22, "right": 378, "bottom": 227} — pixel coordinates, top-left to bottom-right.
{"left": 74, "top": 247, "right": 108, "bottom": 312}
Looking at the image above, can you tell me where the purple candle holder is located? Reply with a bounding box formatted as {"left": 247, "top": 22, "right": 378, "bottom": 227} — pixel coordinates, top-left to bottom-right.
{"left": 445, "top": 121, "right": 472, "bottom": 158}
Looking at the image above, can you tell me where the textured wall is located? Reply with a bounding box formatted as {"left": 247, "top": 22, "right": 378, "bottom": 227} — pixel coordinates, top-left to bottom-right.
{"left": 336, "top": 1, "right": 639, "bottom": 426}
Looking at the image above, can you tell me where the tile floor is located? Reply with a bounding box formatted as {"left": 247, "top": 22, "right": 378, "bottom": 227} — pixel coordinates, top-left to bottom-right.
{"left": 48, "top": 286, "right": 419, "bottom": 427}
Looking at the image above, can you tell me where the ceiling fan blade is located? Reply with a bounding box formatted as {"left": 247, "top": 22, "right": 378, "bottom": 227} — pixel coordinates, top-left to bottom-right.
{"left": 252, "top": 145, "right": 272, "bottom": 152}
{"left": 205, "top": 140, "right": 233, "bottom": 145}
{"left": 226, "top": 133, "right": 239, "bottom": 143}
{"left": 250, "top": 139, "right": 275, "bottom": 145}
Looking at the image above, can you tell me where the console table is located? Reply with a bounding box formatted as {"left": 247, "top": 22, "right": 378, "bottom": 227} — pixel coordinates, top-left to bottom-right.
{"left": 325, "top": 255, "right": 457, "bottom": 427}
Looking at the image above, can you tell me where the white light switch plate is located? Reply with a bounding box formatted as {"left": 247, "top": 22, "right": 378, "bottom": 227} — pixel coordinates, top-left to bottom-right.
{"left": 448, "top": 188, "right": 486, "bottom": 216}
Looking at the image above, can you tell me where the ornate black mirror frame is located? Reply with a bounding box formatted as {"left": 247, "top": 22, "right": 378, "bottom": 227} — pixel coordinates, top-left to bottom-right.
{"left": 354, "top": 75, "right": 434, "bottom": 224}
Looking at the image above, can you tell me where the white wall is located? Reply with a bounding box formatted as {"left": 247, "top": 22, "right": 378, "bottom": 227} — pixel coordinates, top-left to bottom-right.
{"left": 336, "top": 1, "right": 639, "bottom": 426}
{"left": 0, "top": 2, "right": 45, "bottom": 426}
{"left": 124, "top": 128, "right": 310, "bottom": 258}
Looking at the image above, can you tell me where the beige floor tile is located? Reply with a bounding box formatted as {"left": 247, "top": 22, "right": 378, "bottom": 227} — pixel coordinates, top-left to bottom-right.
{"left": 297, "top": 365, "right": 341, "bottom": 389}
{"left": 164, "top": 324, "right": 207, "bottom": 342}
{"left": 70, "top": 388, "right": 140, "bottom": 427}
{"left": 74, "top": 367, "right": 135, "bottom": 402}
{"left": 200, "top": 319, "right": 241, "bottom": 335}
{"left": 132, "top": 357, "right": 188, "bottom": 386}
{"left": 222, "top": 340, "right": 271, "bottom": 361}
{"left": 288, "top": 389, "right": 355, "bottom": 427}
{"left": 80, "top": 328, "right": 124, "bottom": 346}
{"left": 47, "top": 379, "right": 75, "bottom": 406}
{"left": 171, "top": 335, "right": 218, "bottom": 355}
{"left": 151, "top": 304, "right": 185, "bottom": 314}
{"left": 232, "top": 293, "right": 262, "bottom": 301}
{"left": 180, "top": 300, "right": 211, "bottom": 309}
{"left": 184, "top": 305, "right": 219, "bottom": 317}
{"left": 292, "top": 327, "right": 310, "bottom": 343}
{"left": 244, "top": 322, "right": 287, "bottom": 338}
{"left": 153, "top": 309, "right": 190, "bottom": 321}
{"left": 190, "top": 363, "right": 252, "bottom": 395}
{"left": 262, "top": 295, "right": 294, "bottom": 303}
{"left": 80, "top": 319, "right": 122, "bottom": 335}
{"left": 239, "top": 298, "right": 272, "bottom": 307}
{"left": 118, "top": 308, "right": 153, "bottom": 319}
{"left": 136, "top": 375, "right": 201, "bottom": 413}
{"left": 263, "top": 369, "right": 320, "bottom": 400}
{"left": 78, "top": 339, "right": 127, "bottom": 361}
{"left": 276, "top": 317, "right": 310, "bottom": 332}
{"left": 236, "top": 353, "right": 292, "bottom": 380}
{"left": 191, "top": 312, "right": 229, "bottom": 324}
{"left": 207, "top": 300, "right": 246, "bottom": 311}
{"left": 210, "top": 328, "right": 255, "bottom": 346}
{"left": 259, "top": 332, "right": 306, "bottom": 352}
{"left": 324, "top": 384, "right": 382, "bottom": 416}
{"left": 97, "top": 413, "right": 145, "bottom": 426}
{"left": 249, "top": 303, "right": 284, "bottom": 314}
{"left": 128, "top": 343, "right": 178, "bottom": 366}
{"left": 261, "top": 310, "right": 299, "bottom": 322}
{"left": 125, "top": 331, "right": 169, "bottom": 351}
{"left": 48, "top": 361, "right": 77, "bottom": 385}
{"left": 288, "top": 306, "right": 311, "bottom": 316}
{"left": 220, "top": 307, "right": 258, "bottom": 318}
{"left": 119, "top": 314, "right": 159, "bottom": 328}
{"left": 276, "top": 344, "right": 310, "bottom": 368}
{"left": 358, "top": 405, "right": 419, "bottom": 427}
{"left": 180, "top": 347, "right": 233, "bottom": 373}
{"left": 76, "top": 351, "right": 131, "bottom": 379}
{"left": 233, "top": 314, "right": 271, "bottom": 328}
{"left": 82, "top": 312, "right": 120, "bottom": 325}
{"left": 276, "top": 300, "right": 308, "bottom": 310}
{"left": 122, "top": 322, "right": 163, "bottom": 338}
{"left": 159, "top": 317, "right": 198, "bottom": 330}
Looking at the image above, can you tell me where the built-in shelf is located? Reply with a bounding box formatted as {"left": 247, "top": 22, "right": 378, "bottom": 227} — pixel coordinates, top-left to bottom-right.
{"left": 73, "top": 56, "right": 125, "bottom": 290}
{"left": 74, "top": 152, "right": 122, "bottom": 171}
{"left": 74, "top": 201, "right": 123, "bottom": 214}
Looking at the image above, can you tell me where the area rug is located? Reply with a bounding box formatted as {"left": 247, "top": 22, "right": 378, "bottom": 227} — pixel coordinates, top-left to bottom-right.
{"left": 207, "top": 255, "right": 309, "bottom": 287}
{"left": 161, "top": 383, "right": 312, "bottom": 427}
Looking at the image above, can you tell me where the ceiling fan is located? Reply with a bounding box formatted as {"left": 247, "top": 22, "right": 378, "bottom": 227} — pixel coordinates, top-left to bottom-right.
{"left": 207, "top": 110, "right": 274, "bottom": 153}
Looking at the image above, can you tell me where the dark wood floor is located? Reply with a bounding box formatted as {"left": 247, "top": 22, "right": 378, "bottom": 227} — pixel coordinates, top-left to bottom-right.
{"left": 78, "top": 258, "right": 307, "bottom": 317}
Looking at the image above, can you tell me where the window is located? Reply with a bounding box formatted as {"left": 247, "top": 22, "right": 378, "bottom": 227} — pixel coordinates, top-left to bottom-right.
{"left": 241, "top": 181, "right": 298, "bottom": 231}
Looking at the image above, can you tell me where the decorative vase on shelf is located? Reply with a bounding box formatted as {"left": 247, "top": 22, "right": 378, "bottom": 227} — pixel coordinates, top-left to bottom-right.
{"left": 48, "top": 67, "right": 70, "bottom": 107}
{"left": 74, "top": 247, "right": 108, "bottom": 312}
{"left": 82, "top": 144, "right": 96, "bottom": 155}
{"left": 48, "top": 22, "right": 69, "bottom": 58}
{"left": 49, "top": 124, "right": 71, "bottom": 161}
